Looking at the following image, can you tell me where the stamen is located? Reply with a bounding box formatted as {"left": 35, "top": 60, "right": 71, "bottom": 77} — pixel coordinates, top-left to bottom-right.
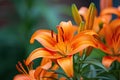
{"left": 23, "top": 60, "right": 30, "bottom": 71}
{"left": 57, "top": 52, "right": 67, "bottom": 57}
{"left": 51, "top": 30, "right": 54, "bottom": 38}
{"left": 18, "top": 61, "right": 28, "bottom": 74}
{"left": 56, "top": 35, "right": 58, "bottom": 43}
{"left": 62, "top": 35, "right": 64, "bottom": 42}
{"left": 16, "top": 64, "right": 24, "bottom": 73}
{"left": 60, "top": 27, "right": 64, "bottom": 34}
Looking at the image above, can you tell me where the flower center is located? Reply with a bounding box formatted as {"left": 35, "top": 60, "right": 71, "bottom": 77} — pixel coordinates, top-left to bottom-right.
{"left": 55, "top": 42, "right": 73, "bottom": 57}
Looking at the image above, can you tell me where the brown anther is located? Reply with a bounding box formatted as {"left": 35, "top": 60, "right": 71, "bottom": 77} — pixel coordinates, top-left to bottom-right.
{"left": 23, "top": 60, "right": 27, "bottom": 66}
{"left": 60, "top": 27, "right": 64, "bottom": 34}
{"left": 62, "top": 35, "right": 64, "bottom": 42}
{"left": 17, "top": 61, "right": 28, "bottom": 74}
{"left": 51, "top": 30, "right": 54, "bottom": 38}
{"left": 18, "top": 61, "right": 22, "bottom": 66}
{"left": 56, "top": 35, "right": 58, "bottom": 43}
{"left": 16, "top": 64, "right": 23, "bottom": 73}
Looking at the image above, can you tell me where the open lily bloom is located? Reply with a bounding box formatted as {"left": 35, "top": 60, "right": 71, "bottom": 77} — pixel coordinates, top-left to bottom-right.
{"left": 14, "top": 58, "right": 58, "bottom": 80}
{"left": 100, "top": 19, "right": 120, "bottom": 68}
{"left": 13, "top": 61, "right": 36, "bottom": 80}
{"left": 25, "top": 21, "right": 101, "bottom": 77}
{"left": 78, "top": 0, "right": 120, "bottom": 32}
{"left": 34, "top": 58, "right": 59, "bottom": 80}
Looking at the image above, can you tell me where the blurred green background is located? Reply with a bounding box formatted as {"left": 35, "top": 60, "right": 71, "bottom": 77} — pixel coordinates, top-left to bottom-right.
{"left": 0, "top": 0, "right": 91, "bottom": 80}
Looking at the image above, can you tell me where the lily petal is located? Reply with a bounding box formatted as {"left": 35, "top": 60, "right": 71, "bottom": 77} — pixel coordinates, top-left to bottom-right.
{"left": 29, "top": 70, "right": 35, "bottom": 79}
{"left": 30, "top": 30, "right": 57, "bottom": 51}
{"left": 102, "top": 24, "right": 113, "bottom": 47}
{"left": 117, "top": 57, "right": 120, "bottom": 62}
{"left": 44, "top": 64, "right": 59, "bottom": 79}
{"left": 71, "top": 34, "right": 98, "bottom": 55}
{"left": 34, "top": 59, "right": 52, "bottom": 79}
{"left": 35, "top": 64, "right": 58, "bottom": 80}
{"left": 110, "top": 19, "right": 120, "bottom": 30}
{"left": 13, "top": 74, "right": 31, "bottom": 80}
{"left": 58, "top": 21, "right": 77, "bottom": 41}
{"left": 100, "top": 0, "right": 112, "bottom": 11}
{"left": 26, "top": 48, "right": 60, "bottom": 65}
{"left": 100, "top": 8, "right": 120, "bottom": 17}
{"left": 102, "top": 56, "right": 117, "bottom": 68}
{"left": 57, "top": 56, "right": 73, "bottom": 77}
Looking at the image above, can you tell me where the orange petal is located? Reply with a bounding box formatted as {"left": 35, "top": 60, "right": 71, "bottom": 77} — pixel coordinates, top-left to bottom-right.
{"left": 100, "top": 0, "right": 112, "bottom": 11}
{"left": 42, "top": 64, "right": 59, "bottom": 80}
{"left": 29, "top": 70, "right": 35, "bottom": 79}
{"left": 40, "top": 58, "right": 52, "bottom": 66}
{"left": 71, "top": 34, "right": 98, "bottom": 55}
{"left": 78, "top": 30, "right": 98, "bottom": 36}
{"left": 97, "top": 40, "right": 112, "bottom": 55}
{"left": 93, "top": 15, "right": 112, "bottom": 32}
{"left": 110, "top": 19, "right": 120, "bottom": 30}
{"left": 100, "top": 8, "right": 120, "bottom": 17}
{"left": 102, "top": 24, "right": 113, "bottom": 47}
{"left": 34, "top": 60, "right": 52, "bottom": 79}
{"left": 34, "top": 66, "right": 49, "bottom": 79}
{"left": 72, "top": 30, "right": 98, "bottom": 41}
{"left": 35, "top": 64, "right": 59, "bottom": 80}
{"left": 25, "top": 48, "right": 60, "bottom": 65}
{"left": 102, "top": 56, "right": 117, "bottom": 68}
{"left": 58, "top": 21, "right": 77, "bottom": 41}
{"left": 13, "top": 74, "right": 31, "bottom": 80}
{"left": 34, "top": 66, "right": 42, "bottom": 79}
{"left": 117, "top": 57, "right": 120, "bottom": 62}
{"left": 40, "top": 59, "right": 52, "bottom": 70}
{"left": 92, "top": 17, "right": 100, "bottom": 32}
{"left": 30, "top": 30, "right": 57, "bottom": 51}
{"left": 57, "top": 56, "right": 73, "bottom": 77}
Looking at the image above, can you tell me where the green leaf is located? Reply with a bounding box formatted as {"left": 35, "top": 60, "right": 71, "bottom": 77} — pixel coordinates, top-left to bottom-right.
{"left": 84, "top": 59, "right": 108, "bottom": 72}
{"left": 72, "top": 4, "right": 82, "bottom": 25}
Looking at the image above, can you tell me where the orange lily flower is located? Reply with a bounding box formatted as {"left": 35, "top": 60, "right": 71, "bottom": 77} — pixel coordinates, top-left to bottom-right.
{"left": 14, "top": 58, "right": 58, "bottom": 80}
{"left": 100, "top": 19, "right": 120, "bottom": 68}
{"left": 13, "top": 61, "right": 36, "bottom": 80}
{"left": 34, "top": 58, "right": 59, "bottom": 80}
{"left": 78, "top": 0, "right": 120, "bottom": 32}
{"left": 14, "top": 71, "right": 35, "bottom": 80}
{"left": 25, "top": 21, "right": 99, "bottom": 77}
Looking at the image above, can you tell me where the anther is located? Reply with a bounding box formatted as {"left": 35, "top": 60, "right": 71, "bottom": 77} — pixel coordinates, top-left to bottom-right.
{"left": 18, "top": 61, "right": 28, "bottom": 74}
{"left": 60, "top": 27, "right": 64, "bottom": 34}
{"left": 51, "top": 30, "right": 54, "bottom": 38}
{"left": 16, "top": 64, "right": 23, "bottom": 73}
{"left": 56, "top": 35, "right": 58, "bottom": 43}
{"left": 62, "top": 35, "right": 64, "bottom": 42}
